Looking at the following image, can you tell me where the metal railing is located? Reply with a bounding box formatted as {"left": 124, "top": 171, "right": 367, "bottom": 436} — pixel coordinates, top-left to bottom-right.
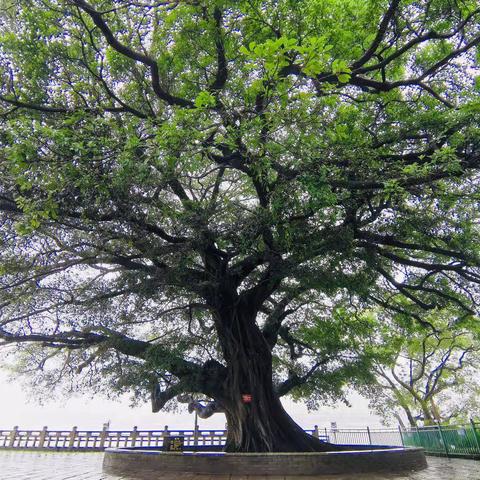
{"left": 401, "top": 421, "right": 480, "bottom": 459}
{"left": 322, "top": 427, "right": 403, "bottom": 447}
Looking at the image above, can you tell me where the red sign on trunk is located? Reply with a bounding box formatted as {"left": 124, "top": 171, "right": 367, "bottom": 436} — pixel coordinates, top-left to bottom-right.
{"left": 241, "top": 394, "right": 252, "bottom": 403}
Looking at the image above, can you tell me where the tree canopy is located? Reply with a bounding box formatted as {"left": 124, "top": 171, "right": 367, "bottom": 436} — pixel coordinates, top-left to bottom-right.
{"left": 0, "top": 0, "right": 479, "bottom": 452}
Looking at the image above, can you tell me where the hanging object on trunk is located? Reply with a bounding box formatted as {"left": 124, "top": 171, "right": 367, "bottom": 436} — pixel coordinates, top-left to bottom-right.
{"left": 177, "top": 394, "right": 225, "bottom": 418}
{"left": 241, "top": 394, "right": 252, "bottom": 403}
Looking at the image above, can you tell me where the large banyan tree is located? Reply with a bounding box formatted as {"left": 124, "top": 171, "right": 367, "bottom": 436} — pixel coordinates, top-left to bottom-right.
{"left": 0, "top": 0, "right": 480, "bottom": 452}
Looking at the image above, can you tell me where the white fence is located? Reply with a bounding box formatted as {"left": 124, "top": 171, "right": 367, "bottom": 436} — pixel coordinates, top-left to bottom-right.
{"left": 0, "top": 425, "right": 402, "bottom": 450}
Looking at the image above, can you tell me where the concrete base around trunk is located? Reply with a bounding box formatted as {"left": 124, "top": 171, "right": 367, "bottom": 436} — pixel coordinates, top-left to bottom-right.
{"left": 103, "top": 446, "right": 428, "bottom": 478}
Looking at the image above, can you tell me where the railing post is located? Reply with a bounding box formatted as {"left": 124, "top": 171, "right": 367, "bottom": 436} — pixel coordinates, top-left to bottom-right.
{"left": 437, "top": 423, "right": 449, "bottom": 457}
{"left": 193, "top": 410, "right": 199, "bottom": 449}
{"left": 412, "top": 424, "right": 417, "bottom": 444}
{"left": 99, "top": 424, "right": 108, "bottom": 449}
{"left": 8, "top": 426, "right": 18, "bottom": 448}
{"left": 162, "top": 425, "right": 169, "bottom": 448}
{"left": 131, "top": 426, "right": 138, "bottom": 447}
{"left": 313, "top": 425, "right": 319, "bottom": 438}
{"left": 398, "top": 425, "right": 404, "bottom": 446}
{"left": 193, "top": 425, "right": 200, "bottom": 448}
{"left": 470, "top": 419, "right": 480, "bottom": 453}
{"left": 367, "top": 426, "right": 372, "bottom": 445}
{"left": 38, "top": 426, "right": 48, "bottom": 448}
{"left": 69, "top": 426, "right": 77, "bottom": 449}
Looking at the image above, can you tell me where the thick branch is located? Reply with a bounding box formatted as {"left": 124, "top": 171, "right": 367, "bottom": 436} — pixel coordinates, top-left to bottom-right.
{"left": 209, "top": 7, "right": 228, "bottom": 92}
{"left": 72, "top": 0, "right": 193, "bottom": 108}
{"left": 0, "top": 93, "right": 141, "bottom": 116}
{"left": 351, "top": 0, "right": 401, "bottom": 69}
{"left": 276, "top": 360, "right": 327, "bottom": 397}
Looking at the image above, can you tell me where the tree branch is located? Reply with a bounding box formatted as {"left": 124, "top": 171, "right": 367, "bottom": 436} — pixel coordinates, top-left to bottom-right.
{"left": 351, "top": 0, "right": 401, "bottom": 69}
{"left": 208, "top": 7, "right": 228, "bottom": 92}
{"left": 71, "top": 0, "right": 193, "bottom": 108}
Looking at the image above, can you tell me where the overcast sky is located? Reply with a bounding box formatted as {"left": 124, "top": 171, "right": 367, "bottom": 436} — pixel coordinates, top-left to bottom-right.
{"left": 0, "top": 371, "right": 384, "bottom": 431}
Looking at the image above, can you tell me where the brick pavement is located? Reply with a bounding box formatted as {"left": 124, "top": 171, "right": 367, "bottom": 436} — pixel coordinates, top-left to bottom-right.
{"left": 0, "top": 451, "right": 478, "bottom": 480}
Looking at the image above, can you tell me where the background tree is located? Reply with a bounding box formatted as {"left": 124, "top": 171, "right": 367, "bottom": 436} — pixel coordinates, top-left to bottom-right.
{"left": 1, "top": 0, "right": 480, "bottom": 452}
{"left": 359, "top": 309, "right": 480, "bottom": 427}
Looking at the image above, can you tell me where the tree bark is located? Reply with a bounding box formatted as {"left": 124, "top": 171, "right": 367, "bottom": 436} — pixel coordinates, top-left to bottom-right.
{"left": 404, "top": 406, "right": 417, "bottom": 428}
{"left": 430, "top": 398, "right": 443, "bottom": 424}
{"left": 397, "top": 400, "right": 417, "bottom": 427}
{"left": 419, "top": 400, "right": 435, "bottom": 426}
{"left": 213, "top": 299, "right": 338, "bottom": 452}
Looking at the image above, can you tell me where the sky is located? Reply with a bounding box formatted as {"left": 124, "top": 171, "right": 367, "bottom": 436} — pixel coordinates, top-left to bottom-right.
{"left": 0, "top": 371, "right": 384, "bottom": 432}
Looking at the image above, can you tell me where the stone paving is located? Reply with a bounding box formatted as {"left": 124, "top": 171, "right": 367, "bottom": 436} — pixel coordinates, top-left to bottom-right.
{"left": 0, "top": 451, "right": 478, "bottom": 480}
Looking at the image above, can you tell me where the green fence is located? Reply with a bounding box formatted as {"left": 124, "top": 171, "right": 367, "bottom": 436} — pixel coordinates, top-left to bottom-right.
{"left": 401, "top": 421, "right": 480, "bottom": 459}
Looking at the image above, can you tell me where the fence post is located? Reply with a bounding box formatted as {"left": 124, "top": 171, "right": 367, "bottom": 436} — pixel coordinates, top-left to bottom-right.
{"left": 437, "top": 423, "right": 449, "bottom": 457}
{"left": 367, "top": 426, "right": 372, "bottom": 445}
{"left": 131, "top": 426, "right": 138, "bottom": 447}
{"left": 69, "top": 426, "right": 77, "bottom": 448}
{"left": 162, "top": 425, "right": 169, "bottom": 448}
{"left": 99, "top": 424, "right": 108, "bottom": 449}
{"left": 194, "top": 424, "right": 200, "bottom": 448}
{"left": 38, "top": 426, "right": 48, "bottom": 448}
{"left": 8, "top": 426, "right": 18, "bottom": 447}
{"left": 414, "top": 425, "right": 421, "bottom": 447}
{"left": 398, "top": 425, "right": 404, "bottom": 447}
{"left": 313, "top": 425, "right": 319, "bottom": 438}
{"left": 470, "top": 419, "right": 480, "bottom": 453}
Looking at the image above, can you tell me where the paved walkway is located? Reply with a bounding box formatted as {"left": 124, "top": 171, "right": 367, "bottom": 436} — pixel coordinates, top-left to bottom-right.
{"left": 0, "top": 451, "right": 478, "bottom": 479}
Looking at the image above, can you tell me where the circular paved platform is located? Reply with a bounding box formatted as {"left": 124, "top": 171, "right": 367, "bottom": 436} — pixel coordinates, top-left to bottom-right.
{"left": 103, "top": 446, "right": 427, "bottom": 478}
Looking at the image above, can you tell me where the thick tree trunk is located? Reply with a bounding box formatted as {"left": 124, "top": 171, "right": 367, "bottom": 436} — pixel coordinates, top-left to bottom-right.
{"left": 213, "top": 300, "right": 338, "bottom": 452}
{"left": 222, "top": 392, "right": 337, "bottom": 452}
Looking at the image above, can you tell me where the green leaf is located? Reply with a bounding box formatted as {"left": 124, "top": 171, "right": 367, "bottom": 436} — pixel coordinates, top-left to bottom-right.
{"left": 194, "top": 91, "right": 216, "bottom": 108}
